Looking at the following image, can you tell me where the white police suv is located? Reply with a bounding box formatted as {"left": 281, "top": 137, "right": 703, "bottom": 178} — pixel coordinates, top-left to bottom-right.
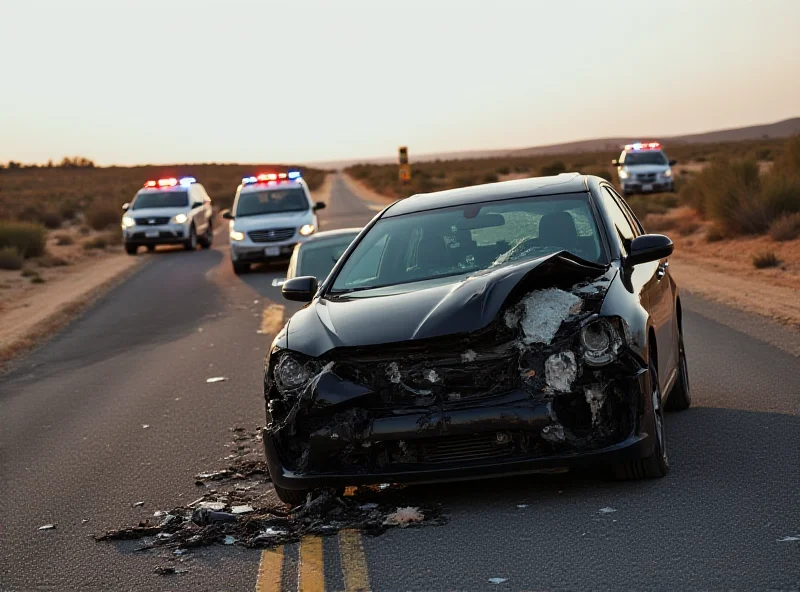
{"left": 223, "top": 171, "right": 326, "bottom": 274}
{"left": 122, "top": 177, "right": 213, "bottom": 255}
{"left": 612, "top": 142, "right": 677, "bottom": 195}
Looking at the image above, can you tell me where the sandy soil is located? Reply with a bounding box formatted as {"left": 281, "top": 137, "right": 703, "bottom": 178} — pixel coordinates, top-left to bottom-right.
{"left": 0, "top": 228, "right": 143, "bottom": 366}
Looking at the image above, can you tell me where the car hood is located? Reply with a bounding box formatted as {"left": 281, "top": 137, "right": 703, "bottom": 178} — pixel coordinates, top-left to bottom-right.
{"left": 620, "top": 164, "right": 670, "bottom": 175}
{"left": 287, "top": 252, "right": 614, "bottom": 357}
{"left": 126, "top": 207, "right": 188, "bottom": 219}
{"left": 233, "top": 211, "right": 313, "bottom": 231}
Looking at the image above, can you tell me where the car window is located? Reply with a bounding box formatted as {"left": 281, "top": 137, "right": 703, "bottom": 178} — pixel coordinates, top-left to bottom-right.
{"left": 235, "top": 188, "right": 309, "bottom": 217}
{"left": 132, "top": 190, "right": 189, "bottom": 209}
{"left": 602, "top": 187, "right": 636, "bottom": 254}
{"left": 331, "top": 193, "right": 605, "bottom": 293}
{"left": 621, "top": 151, "right": 668, "bottom": 166}
{"left": 297, "top": 236, "right": 359, "bottom": 282}
{"left": 605, "top": 186, "right": 642, "bottom": 235}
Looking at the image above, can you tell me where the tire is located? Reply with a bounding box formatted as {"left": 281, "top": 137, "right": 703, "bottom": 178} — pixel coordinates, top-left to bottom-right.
{"left": 665, "top": 330, "right": 691, "bottom": 411}
{"left": 273, "top": 484, "right": 309, "bottom": 506}
{"left": 232, "top": 261, "right": 250, "bottom": 275}
{"left": 199, "top": 223, "right": 213, "bottom": 249}
{"left": 146, "top": 245, "right": 156, "bottom": 253}
{"left": 125, "top": 244, "right": 138, "bottom": 256}
{"left": 614, "top": 357, "right": 669, "bottom": 480}
{"left": 184, "top": 225, "right": 197, "bottom": 251}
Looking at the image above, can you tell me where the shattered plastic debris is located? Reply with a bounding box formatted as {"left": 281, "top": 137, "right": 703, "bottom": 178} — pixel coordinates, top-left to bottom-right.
{"left": 132, "top": 501, "right": 145, "bottom": 508}
{"left": 423, "top": 369, "right": 439, "bottom": 383}
{"left": 585, "top": 386, "right": 606, "bottom": 425}
{"left": 599, "top": 507, "right": 617, "bottom": 514}
{"left": 778, "top": 535, "right": 800, "bottom": 542}
{"left": 153, "top": 511, "right": 165, "bottom": 517}
{"left": 231, "top": 505, "right": 254, "bottom": 514}
{"left": 154, "top": 566, "right": 188, "bottom": 576}
{"left": 206, "top": 377, "right": 227, "bottom": 384}
{"left": 461, "top": 349, "right": 478, "bottom": 363}
{"left": 519, "top": 288, "right": 582, "bottom": 344}
{"left": 517, "top": 504, "right": 529, "bottom": 509}
{"left": 544, "top": 351, "right": 577, "bottom": 392}
{"left": 142, "top": 424, "right": 150, "bottom": 429}
{"left": 541, "top": 423, "right": 565, "bottom": 443}
{"left": 38, "top": 524, "right": 56, "bottom": 531}
{"left": 385, "top": 362, "right": 401, "bottom": 384}
{"left": 223, "top": 535, "right": 236, "bottom": 545}
{"left": 195, "top": 469, "right": 233, "bottom": 481}
{"left": 383, "top": 507, "right": 424, "bottom": 527}
{"left": 198, "top": 501, "right": 226, "bottom": 511}
{"left": 488, "top": 578, "right": 508, "bottom": 584}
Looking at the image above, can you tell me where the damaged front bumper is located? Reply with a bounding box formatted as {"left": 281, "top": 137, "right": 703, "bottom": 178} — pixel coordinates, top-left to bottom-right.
{"left": 263, "top": 363, "right": 655, "bottom": 491}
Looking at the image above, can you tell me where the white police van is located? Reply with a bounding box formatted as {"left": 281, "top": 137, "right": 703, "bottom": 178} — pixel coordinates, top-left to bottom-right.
{"left": 121, "top": 177, "right": 213, "bottom": 255}
{"left": 612, "top": 142, "right": 676, "bottom": 195}
{"left": 223, "top": 171, "right": 326, "bottom": 274}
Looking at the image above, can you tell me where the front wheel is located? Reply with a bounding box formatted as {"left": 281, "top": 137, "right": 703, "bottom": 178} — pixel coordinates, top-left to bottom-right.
{"left": 199, "top": 223, "right": 213, "bottom": 249}
{"left": 614, "top": 357, "right": 669, "bottom": 480}
{"left": 273, "top": 484, "right": 309, "bottom": 506}
{"left": 665, "top": 331, "right": 691, "bottom": 411}
{"left": 184, "top": 225, "right": 197, "bottom": 251}
{"left": 125, "top": 244, "right": 138, "bottom": 256}
{"left": 232, "top": 261, "right": 250, "bottom": 275}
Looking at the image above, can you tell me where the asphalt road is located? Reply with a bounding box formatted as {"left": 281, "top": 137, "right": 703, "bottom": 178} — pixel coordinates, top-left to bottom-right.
{"left": 1, "top": 174, "right": 799, "bottom": 591}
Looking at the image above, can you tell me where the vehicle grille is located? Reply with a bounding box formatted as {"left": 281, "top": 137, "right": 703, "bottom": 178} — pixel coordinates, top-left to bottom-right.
{"left": 416, "top": 434, "right": 515, "bottom": 464}
{"left": 134, "top": 217, "right": 171, "bottom": 225}
{"left": 248, "top": 228, "right": 296, "bottom": 243}
{"left": 636, "top": 173, "right": 657, "bottom": 182}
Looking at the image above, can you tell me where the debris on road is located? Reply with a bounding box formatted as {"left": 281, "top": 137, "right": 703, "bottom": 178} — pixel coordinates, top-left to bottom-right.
{"left": 154, "top": 566, "right": 188, "bottom": 576}
{"left": 778, "top": 535, "right": 800, "bottom": 542}
{"left": 206, "top": 376, "right": 227, "bottom": 384}
{"left": 488, "top": 577, "right": 508, "bottom": 584}
{"left": 383, "top": 507, "right": 424, "bottom": 527}
{"left": 132, "top": 501, "right": 145, "bottom": 508}
{"left": 142, "top": 424, "right": 150, "bottom": 429}
{"left": 517, "top": 504, "right": 529, "bottom": 509}
{"left": 38, "top": 524, "right": 56, "bottom": 531}
{"left": 223, "top": 535, "right": 236, "bottom": 545}
{"left": 599, "top": 507, "right": 617, "bottom": 514}
{"left": 231, "top": 505, "right": 254, "bottom": 514}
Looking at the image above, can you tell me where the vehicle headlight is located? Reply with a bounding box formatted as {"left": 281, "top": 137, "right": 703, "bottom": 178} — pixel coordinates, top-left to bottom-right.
{"left": 172, "top": 213, "right": 188, "bottom": 224}
{"left": 273, "top": 353, "right": 316, "bottom": 394}
{"left": 230, "top": 230, "right": 245, "bottom": 241}
{"left": 299, "top": 224, "right": 316, "bottom": 236}
{"left": 580, "top": 319, "right": 623, "bottom": 366}
{"left": 661, "top": 170, "right": 672, "bottom": 178}
{"left": 122, "top": 216, "right": 135, "bottom": 228}
{"left": 618, "top": 170, "right": 631, "bottom": 180}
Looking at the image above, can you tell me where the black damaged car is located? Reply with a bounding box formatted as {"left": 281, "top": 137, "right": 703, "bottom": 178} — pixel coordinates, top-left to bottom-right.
{"left": 263, "top": 173, "right": 690, "bottom": 503}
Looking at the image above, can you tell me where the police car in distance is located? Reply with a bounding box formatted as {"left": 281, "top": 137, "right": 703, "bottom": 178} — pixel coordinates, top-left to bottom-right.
{"left": 612, "top": 142, "right": 677, "bottom": 195}
{"left": 223, "top": 171, "right": 326, "bottom": 275}
{"left": 121, "top": 177, "right": 213, "bottom": 255}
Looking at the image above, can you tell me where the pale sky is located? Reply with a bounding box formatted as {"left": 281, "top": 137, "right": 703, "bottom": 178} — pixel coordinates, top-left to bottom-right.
{"left": 2, "top": 0, "right": 799, "bottom": 165}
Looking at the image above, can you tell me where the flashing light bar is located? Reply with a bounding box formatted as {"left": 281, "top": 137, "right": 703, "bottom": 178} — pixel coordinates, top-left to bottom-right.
{"left": 143, "top": 177, "right": 196, "bottom": 188}
{"left": 625, "top": 142, "right": 661, "bottom": 151}
{"left": 179, "top": 176, "right": 196, "bottom": 186}
{"left": 241, "top": 171, "right": 302, "bottom": 186}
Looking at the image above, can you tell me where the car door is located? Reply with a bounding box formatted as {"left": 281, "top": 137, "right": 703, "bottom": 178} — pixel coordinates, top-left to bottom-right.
{"left": 600, "top": 187, "right": 674, "bottom": 392}
{"left": 189, "top": 187, "right": 207, "bottom": 232}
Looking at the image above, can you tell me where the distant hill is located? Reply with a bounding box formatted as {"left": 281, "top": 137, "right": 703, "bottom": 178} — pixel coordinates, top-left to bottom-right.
{"left": 314, "top": 117, "right": 800, "bottom": 169}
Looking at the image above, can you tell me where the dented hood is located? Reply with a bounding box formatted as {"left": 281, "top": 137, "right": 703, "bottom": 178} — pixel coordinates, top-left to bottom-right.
{"left": 287, "top": 252, "right": 612, "bottom": 357}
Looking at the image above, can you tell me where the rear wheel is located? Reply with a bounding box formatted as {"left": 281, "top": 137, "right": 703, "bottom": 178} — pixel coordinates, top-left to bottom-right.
{"left": 665, "top": 331, "right": 691, "bottom": 411}
{"left": 199, "top": 223, "right": 213, "bottom": 249}
{"left": 614, "top": 357, "right": 669, "bottom": 480}
{"left": 273, "top": 484, "right": 309, "bottom": 506}
{"left": 232, "top": 261, "right": 250, "bottom": 275}
{"left": 125, "top": 244, "right": 138, "bottom": 256}
{"left": 184, "top": 225, "right": 197, "bottom": 251}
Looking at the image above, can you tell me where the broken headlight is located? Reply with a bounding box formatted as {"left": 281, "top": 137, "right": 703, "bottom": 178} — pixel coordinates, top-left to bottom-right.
{"left": 580, "top": 319, "right": 623, "bottom": 366}
{"left": 273, "top": 353, "right": 316, "bottom": 395}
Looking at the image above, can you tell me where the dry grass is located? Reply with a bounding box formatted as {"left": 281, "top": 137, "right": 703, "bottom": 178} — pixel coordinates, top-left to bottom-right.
{"left": 0, "top": 222, "right": 46, "bottom": 258}
{"left": 0, "top": 247, "right": 24, "bottom": 270}
{"left": 769, "top": 212, "right": 800, "bottom": 242}
{"left": 753, "top": 251, "right": 782, "bottom": 269}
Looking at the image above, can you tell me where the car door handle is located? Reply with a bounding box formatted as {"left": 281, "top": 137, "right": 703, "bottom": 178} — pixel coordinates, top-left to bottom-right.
{"left": 656, "top": 260, "right": 669, "bottom": 280}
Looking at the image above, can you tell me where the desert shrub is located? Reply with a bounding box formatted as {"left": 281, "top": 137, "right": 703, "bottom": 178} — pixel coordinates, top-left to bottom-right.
{"left": 540, "top": 161, "right": 566, "bottom": 176}
{"left": 0, "top": 247, "right": 24, "bottom": 270}
{"left": 54, "top": 233, "right": 74, "bottom": 246}
{"left": 586, "top": 168, "right": 612, "bottom": 182}
{"left": 769, "top": 212, "right": 800, "bottom": 241}
{"left": 82, "top": 235, "right": 108, "bottom": 250}
{"left": 705, "top": 224, "right": 726, "bottom": 242}
{"left": 85, "top": 203, "right": 121, "bottom": 230}
{"left": 773, "top": 135, "right": 800, "bottom": 177}
{"left": 21, "top": 268, "right": 38, "bottom": 277}
{"left": 453, "top": 174, "right": 478, "bottom": 187}
{"left": 58, "top": 201, "right": 78, "bottom": 221}
{"left": 496, "top": 166, "right": 510, "bottom": 175}
{"left": 643, "top": 214, "right": 677, "bottom": 233}
{"left": 79, "top": 225, "right": 91, "bottom": 235}
{"left": 31, "top": 276, "right": 46, "bottom": 284}
{"left": 0, "top": 222, "right": 46, "bottom": 258}
{"left": 17, "top": 205, "right": 62, "bottom": 229}
{"left": 677, "top": 220, "right": 701, "bottom": 236}
{"left": 37, "top": 253, "right": 69, "bottom": 267}
{"left": 752, "top": 251, "right": 781, "bottom": 269}
{"left": 482, "top": 172, "right": 499, "bottom": 184}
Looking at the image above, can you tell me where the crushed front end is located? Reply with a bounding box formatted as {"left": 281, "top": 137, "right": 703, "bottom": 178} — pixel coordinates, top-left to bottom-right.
{"left": 262, "top": 272, "right": 654, "bottom": 490}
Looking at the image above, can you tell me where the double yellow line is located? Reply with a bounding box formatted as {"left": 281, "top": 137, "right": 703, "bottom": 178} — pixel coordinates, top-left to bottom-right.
{"left": 255, "top": 530, "right": 370, "bottom": 591}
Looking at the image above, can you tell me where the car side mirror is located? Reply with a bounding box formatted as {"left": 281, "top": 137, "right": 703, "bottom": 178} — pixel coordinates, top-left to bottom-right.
{"left": 625, "top": 234, "right": 674, "bottom": 267}
{"left": 122, "top": 203, "right": 130, "bottom": 211}
{"left": 282, "top": 276, "right": 318, "bottom": 302}
{"left": 668, "top": 159, "right": 677, "bottom": 166}
{"left": 222, "top": 210, "right": 234, "bottom": 220}
{"left": 313, "top": 201, "right": 326, "bottom": 211}
{"left": 611, "top": 159, "right": 619, "bottom": 166}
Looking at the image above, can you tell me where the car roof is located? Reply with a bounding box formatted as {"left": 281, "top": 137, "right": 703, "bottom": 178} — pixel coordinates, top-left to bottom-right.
{"left": 382, "top": 173, "right": 589, "bottom": 217}
{"left": 301, "top": 228, "right": 362, "bottom": 243}
{"left": 239, "top": 179, "right": 307, "bottom": 194}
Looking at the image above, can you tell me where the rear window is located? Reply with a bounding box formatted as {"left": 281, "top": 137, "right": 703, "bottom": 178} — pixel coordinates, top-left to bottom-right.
{"left": 132, "top": 190, "right": 189, "bottom": 209}
{"left": 297, "top": 235, "right": 359, "bottom": 281}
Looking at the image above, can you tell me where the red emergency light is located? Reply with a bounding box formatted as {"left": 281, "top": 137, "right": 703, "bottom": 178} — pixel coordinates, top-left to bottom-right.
{"left": 624, "top": 142, "right": 661, "bottom": 151}
{"left": 143, "top": 178, "right": 179, "bottom": 188}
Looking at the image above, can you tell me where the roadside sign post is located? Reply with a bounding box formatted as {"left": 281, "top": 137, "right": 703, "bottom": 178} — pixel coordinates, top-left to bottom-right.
{"left": 398, "top": 146, "right": 411, "bottom": 183}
